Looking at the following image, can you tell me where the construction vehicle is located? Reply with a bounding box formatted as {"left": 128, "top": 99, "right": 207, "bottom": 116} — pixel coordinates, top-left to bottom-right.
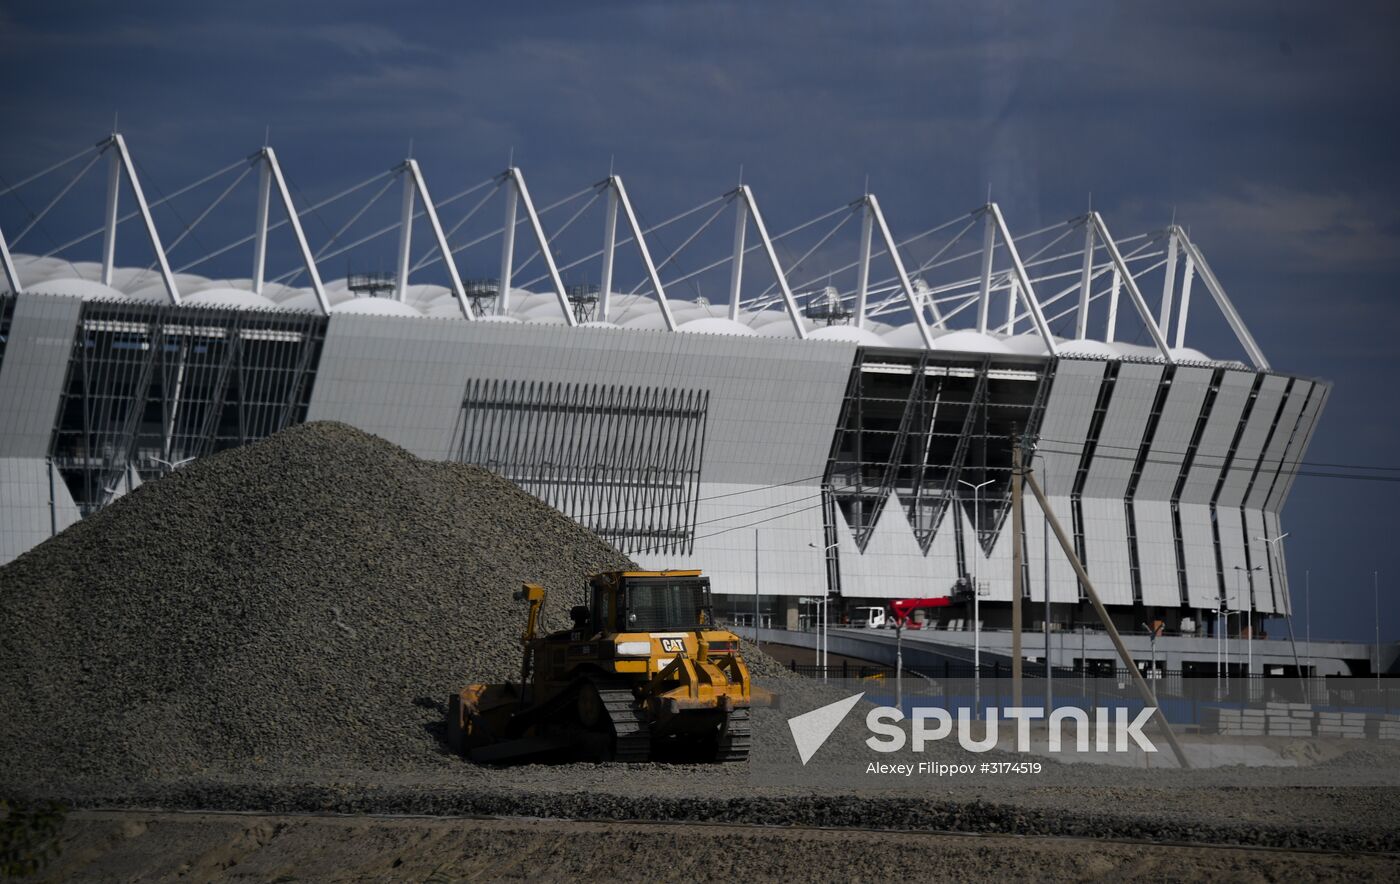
{"left": 849, "top": 606, "right": 887, "bottom": 628}
{"left": 888, "top": 596, "right": 955, "bottom": 630}
{"left": 447, "top": 570, "right": 775, "bottom": 764}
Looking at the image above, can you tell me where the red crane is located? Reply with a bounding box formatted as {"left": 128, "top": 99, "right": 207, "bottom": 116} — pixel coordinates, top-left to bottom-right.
{"left": 888, "top": 596, "right": 954, "bottom": 630}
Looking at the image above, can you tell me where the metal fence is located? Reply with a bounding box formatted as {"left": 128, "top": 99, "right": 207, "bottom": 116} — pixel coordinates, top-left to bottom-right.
{"left": 785, "top": 660, "right": 1399, "bottom": 723}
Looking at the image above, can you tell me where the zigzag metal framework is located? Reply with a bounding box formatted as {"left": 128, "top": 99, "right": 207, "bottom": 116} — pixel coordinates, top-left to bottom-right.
{"left": 824, "top": 348, "right": 1052, "bottom": 557}
{"left": 48, "top": 300, "right": 327, "bottom": 514}
{"left": 452, "top": 378, "right": 709, "bottom": 556}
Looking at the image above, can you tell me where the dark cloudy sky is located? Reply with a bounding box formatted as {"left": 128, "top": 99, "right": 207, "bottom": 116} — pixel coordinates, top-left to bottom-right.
{"left": 2, "top": 1, "right": 1398, "bottom": 643}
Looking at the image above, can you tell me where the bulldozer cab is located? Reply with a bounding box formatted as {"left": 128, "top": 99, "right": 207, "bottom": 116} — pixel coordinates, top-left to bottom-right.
{"left": 587, "top": 570, "right": 712, "bottom": 636}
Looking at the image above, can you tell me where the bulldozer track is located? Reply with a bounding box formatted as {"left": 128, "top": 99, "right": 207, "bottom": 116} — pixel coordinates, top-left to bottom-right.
{"left": 716, "top": 706, "right": 751, "bottom": 762}
{"left": 593, "top": 680, "right": 651, "bottom": 763}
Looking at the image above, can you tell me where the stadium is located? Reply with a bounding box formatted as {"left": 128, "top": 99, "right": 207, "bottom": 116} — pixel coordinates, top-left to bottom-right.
{"left": 0, "top": 134, "right": 1327, "bottom": 662}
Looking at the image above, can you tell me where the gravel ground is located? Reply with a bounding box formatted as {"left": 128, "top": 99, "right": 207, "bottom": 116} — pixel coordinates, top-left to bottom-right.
{"left": 35, "top": 812, "right": 1400, "bottom": 883}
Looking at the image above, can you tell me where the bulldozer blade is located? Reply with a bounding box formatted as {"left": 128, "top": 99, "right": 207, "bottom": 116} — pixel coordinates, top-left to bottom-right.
{"left": 467, "top": 734, "right": 578, "bottom": 765}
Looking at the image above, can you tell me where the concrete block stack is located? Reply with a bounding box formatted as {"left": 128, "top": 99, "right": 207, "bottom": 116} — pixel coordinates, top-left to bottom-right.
{"left": 1317, "top": 711, "right": 1367, "bottom": 738}
{"left": 1238, "top": 707, "right": 1268, "bottom": 735}
{"left": 1201, "top": 707, "right": 1266, "bottom": 736}
{"left": 1365, "top": 713, "right": 1400, "bottom": 740}
{"left": 1265, "top": 703, "right": 1314, "bottom": 737}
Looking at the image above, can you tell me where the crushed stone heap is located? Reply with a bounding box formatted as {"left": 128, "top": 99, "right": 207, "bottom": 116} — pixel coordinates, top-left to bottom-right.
{"left": 0, "top": 421, "right": 646, "bottom": 783}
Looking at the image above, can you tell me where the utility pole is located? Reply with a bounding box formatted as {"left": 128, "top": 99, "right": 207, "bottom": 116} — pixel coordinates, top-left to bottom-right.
{"left": 754, "top": 529, "right": 760, "bottom": 649}
{"left": 1306, "top": 569, "right": 1312, "bottom": 674}
{"left": 1011, "top": 435, "right": 1024, "bottom": 708}
{"left": 895, "top": 620, "right": 904, "bottom": 712}
{"left": 1257, "top": 532, "right": 1306, "bottom": 701}
{"left": 1377, "top": 570, "right": 1383, "bottom": 691}
{"left": 1021, "top": 459, "right": 1192, "bottom": 769}
{"left": 1044, "top": 467, "right": 1052, "bottom": 717}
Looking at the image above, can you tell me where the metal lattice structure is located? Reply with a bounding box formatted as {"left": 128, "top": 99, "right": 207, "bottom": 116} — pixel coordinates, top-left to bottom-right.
{"left": 452, "top": 379, "right": 709, "bottom": 556}
{"left": 825, "top": 349, "right": 1049, "bottom": 555}
{"left": 49, "top": 301, "right": 326, "bottom": 514}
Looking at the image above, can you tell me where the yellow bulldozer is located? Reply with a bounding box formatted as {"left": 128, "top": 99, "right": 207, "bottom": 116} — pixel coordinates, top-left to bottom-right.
{"left": 447, "top": 570, "right": 774, "bottom": 764}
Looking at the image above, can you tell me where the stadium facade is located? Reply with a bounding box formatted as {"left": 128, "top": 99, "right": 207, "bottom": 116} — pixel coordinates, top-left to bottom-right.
{"left": 0, "top": 135, "right": 1327, "bottom": 644}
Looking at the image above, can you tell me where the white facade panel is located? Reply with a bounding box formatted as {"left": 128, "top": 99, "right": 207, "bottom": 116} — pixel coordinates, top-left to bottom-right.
{"left": 964, "top": 506, "right": 1014, "bottom": 603}
{"left": 1179, "top": 502, "right": 1220, "bottom": 608}
{"left": 1133, "top": 499, "right": 1181, "bottom": 607}
{"left": 1035, "top": 359, "right": 1105, "bottom": 484}
{"left": 1134, "top": 366, "right": 1212, "bottom": 501}
{"left": 1263, "top": 510, "right": 1292, "bottom": 616}
{"left": 1243, "top": 508, "right": 1275, "bottom": 614}
{"left": 0, "top": 457, "right": 81, "bottom": 564}
{"left": 1178, "top": 370, "right": 1255, "bottom": 504}
{"left": 1021, "top": 492, "right": 1081, "bottom": 603}
{"left": 1215, "top": 506, "right": 1249, "bottom": 609}
{"left": 1079, "top": 363, "right": 1164, "bottom": 499}
{"left": 1217, "top": 374, "right": 1288, "bottom": 507}
{"left": 1245, "top": 381, "right": 1308, "bottom": 510}
{"left": 1266, "top": 382, "right": 1326, "bottom": 513}
{"left": 834, "top": 491, "right": 944, "bottom": 599}
{"left": 924, "top": 507, "right": 965, "bottom": 593}
{"left": 1080, "top": 497, "right": 1133, "bottom": 606}
{"left": 309, "top": 318, "right": 857, "bottom": 487}
{"left": 637, "top": 481, "right": 830, "bottom": 598}
{"left": 0, "top": 294, "right": 84, "bottom": 458}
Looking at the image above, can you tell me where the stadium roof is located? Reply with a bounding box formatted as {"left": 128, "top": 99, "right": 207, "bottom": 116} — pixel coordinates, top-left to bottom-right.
{"left": 1, "top": 133, "right": 1267, "bottom": 368}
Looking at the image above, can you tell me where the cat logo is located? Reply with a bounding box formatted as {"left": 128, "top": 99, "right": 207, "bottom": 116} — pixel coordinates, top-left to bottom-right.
{"left": 660, "top": 637, "right": 686, "bottom": 654}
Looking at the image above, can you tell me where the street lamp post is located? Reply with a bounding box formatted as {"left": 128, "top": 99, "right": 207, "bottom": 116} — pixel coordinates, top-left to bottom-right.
{"left": 1214, "top": 596, "right": 1231, "bottom": 698}
{"left": 1376, "top": 571, "right": 1383, "bottom": 691}
{"left": 958, "top": 478, "right": 995, "bottom": 708}
{"left": 1234, "top": 564, "right": 1264, "bottom": 690}
{"left": 1140, "top": 621, "right": 1160, "bottom": 700}
{"left": 809, "top": 541, "right": 840, "bottom": 681}
{"left": 754, "top": 529, "right": 760, "bottom": 649}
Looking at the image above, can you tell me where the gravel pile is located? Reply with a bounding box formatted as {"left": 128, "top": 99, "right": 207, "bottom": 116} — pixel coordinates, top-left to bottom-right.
{"left": 0, "top": 422, "right": 800, "bottom": 785}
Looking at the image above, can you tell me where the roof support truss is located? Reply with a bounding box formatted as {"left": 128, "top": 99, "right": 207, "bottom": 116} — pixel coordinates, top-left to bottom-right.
{"left": 102, "top": 134, "right": 181, "bottom": 305}
{"left": 395, "top": 166, "right": 416, "bottom": 301}
{"left": 989, "top": 203, "right": 1057, "bottom": 355}
{"left": 257, "top": 147, "right": 329, "bottom": 315}
{"left": 101, "top": 148, "right": 120, "bottom": 285}
{"left": 1160, "top": 228, "right": 1179, "bottom": 331}
{"left": 599, "top": 184, "right": 619, "bottom": 321}
{"left": 1174, "top": 251, "right": 1195, "bottom": 350}
{"left": 610, "top": 175, "right": 676, "bottom": 331}
{"left": 976, "top": 210, "right": 995, "bottom": 333}
{"left": 736, "top": 184, "right": 806, "bottom": 339}
{"left": 1090, "top": 212, "right": 1173, "bottom": 362}
{"left": 1075, "top": 219, "right": 1095, "bottom": 339}
{"left": 0, "top": 222, "right": 19, "bottom": 294}
{"left": 855, "top": 200, "right": 873, "bottom": 327}
{"left": 501, "top": 167, "right": 576, "bottom": 326}
{"left": 401, "top": 159, "right": 474, "bottom": 319}
{"left": 1176, "top": 227, "right": 1269, "bottom": 370}
{"left": 251, "top": 161, "right": 271, "bottom": 294}
{"left": 867, "top": 193, "right": 938, "bottom": 347}
{"left": 727, "top": 194, "right": 747, "bottom": 322}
